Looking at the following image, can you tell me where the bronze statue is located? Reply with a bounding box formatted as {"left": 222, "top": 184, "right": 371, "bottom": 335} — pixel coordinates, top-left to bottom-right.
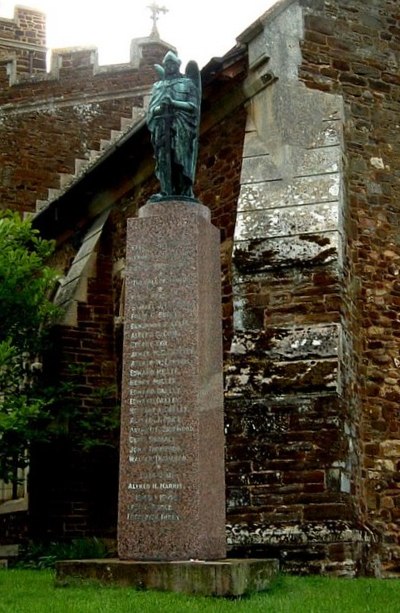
{"left": 147, "top": 51, "right": 201, "bottom": 201}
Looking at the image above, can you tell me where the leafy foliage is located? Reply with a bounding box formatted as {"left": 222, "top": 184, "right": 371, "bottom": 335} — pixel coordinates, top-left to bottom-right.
{"left": 16, "top": 537, "right": 110, "bottom": 569}
{"left": 0, "top": 210, "right": 59, "bottom": 484}
{"left": 0, "top": 211, "right": 120, "bottom": 494}
{"left": 42, "top": 374, "right": 120, "bottom": 453}
{"left": 0, "top": 210, "right": 57, "bottom": 350}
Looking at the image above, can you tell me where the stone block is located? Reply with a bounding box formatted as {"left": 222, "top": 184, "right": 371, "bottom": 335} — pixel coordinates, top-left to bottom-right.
{"left": 380, "top": 440, "right": 400, "bottom": 458}
{"left": 247, "top": 81, "right": 343, "bottom": 152}
{"left": 240, "top": 154, "right": 281, "bottom": 184}
{"left": 235, "top": 202, "right": 339, "bottom": 241}
{"left": 55, "top": 558, "right": 279, "bottom": 597}
{"left": 233, "top": 232, "right": 339, "bottom": 272}
{"left": 230, "top": 325, "right": 340, "bottom": 360}
{"left": 225, "top": 358, "right": 338, "bottom": 396}
{"left": 0, "top": 544, "right": 19, "bottom": 558}
{"left": 237, "top": 174, "right": 341, "bottom": 212}
{"left": 242, "top": 129, "right": 270, "bottom": 158}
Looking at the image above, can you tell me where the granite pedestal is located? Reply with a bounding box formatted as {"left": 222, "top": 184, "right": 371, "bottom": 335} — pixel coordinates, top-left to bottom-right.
{"left": 118, "top": 200, "right": 226, "bottom": 561}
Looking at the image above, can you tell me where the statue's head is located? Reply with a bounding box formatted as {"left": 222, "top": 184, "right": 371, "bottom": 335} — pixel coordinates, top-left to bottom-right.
{"left": 162, "top": 50, "right": 181, "bottom": 67}
{"left": 162, "top": 51, "right": 181, "bottom": 78}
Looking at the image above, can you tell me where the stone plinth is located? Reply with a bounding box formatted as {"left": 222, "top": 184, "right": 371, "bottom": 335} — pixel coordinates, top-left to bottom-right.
{"left": 118, "top": 200, "right": 226, "bottom": 560}
{"left": 55, "top": 558, "right": 279, "bottom": 597}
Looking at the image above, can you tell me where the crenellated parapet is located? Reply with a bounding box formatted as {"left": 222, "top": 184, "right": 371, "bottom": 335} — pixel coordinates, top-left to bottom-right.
{"left": 0, "top": 5, "right": 174, "bottom": 90}
{"left": 0, "top": 5, "right": 47, "bottom": 77}
{"left": 49, "top": 37, "right": 174, "bottom": 79}
{"left": 0, "top": 38, "right": 174, "bottom": 91}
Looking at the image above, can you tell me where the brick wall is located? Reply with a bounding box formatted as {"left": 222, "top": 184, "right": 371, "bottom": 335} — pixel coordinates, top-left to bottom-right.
{"left": 299, "top": 0, "right": 400, "bottom": 574}
{"left": 29, "top": 225, "right": 119, "bottom": 538}
{"left": 0, "top": 7, "right": 46, "bottom": 76}
{"left": 0, "top": 7, "right": 171, "bottom": 215}
{"left": 0, "top": 511, "right": 28, "bottom": 546}
{"left": 0, "top": 7, "right": 46, "bottom": 47}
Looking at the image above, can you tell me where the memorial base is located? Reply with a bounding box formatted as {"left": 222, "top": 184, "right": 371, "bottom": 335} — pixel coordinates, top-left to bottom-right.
{"left": 118, "top": 200, "right": 226, "bottom": 560}
{"left": 55, "top": 558, "right": 279, "bottom": 597}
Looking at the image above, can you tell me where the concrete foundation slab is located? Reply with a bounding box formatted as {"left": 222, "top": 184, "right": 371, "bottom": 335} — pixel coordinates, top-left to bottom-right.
{"left": 55, "top": 558, "right": 279, "bottom": 597}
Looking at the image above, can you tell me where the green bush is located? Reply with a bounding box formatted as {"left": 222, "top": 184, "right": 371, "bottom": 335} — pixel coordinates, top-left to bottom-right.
{"left": 0, "top": 210, "right": 59, "bottom": 485}
{"left": 16, "top": 537, "right": 110, "bottom": 569}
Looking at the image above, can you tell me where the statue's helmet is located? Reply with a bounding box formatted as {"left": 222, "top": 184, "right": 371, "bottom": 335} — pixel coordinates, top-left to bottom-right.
{"left": 162, "top": 50, "right": 181, "bottom": 66}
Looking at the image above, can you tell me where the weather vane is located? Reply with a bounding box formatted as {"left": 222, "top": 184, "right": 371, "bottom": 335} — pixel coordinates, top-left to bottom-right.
{"left": 147, "top": 2, "right": 168, "bottom": 39}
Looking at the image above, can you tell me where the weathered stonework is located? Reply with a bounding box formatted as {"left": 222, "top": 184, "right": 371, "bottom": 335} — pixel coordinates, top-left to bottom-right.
{"left": 297, "top": 0, "right": 400, "bottom": 576}
{"left": 221, "top": 0, "right": 400, "bottom": 575}
{"left": 224, "top": 0, "right": 369, "bottom": 575}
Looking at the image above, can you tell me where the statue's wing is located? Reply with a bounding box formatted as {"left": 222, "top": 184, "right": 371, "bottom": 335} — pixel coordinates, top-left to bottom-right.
{"left": 185, "top": 60, "right": 201, "bottom": 107}
{"left": 185, "top": 60, "right": 201, "bottom": 184}
{"left": 154, "top": 64, "right": 165, "bottom": 79}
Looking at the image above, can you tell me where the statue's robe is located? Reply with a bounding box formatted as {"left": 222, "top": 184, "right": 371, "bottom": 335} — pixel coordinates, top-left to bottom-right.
{"left": 147, "top": 76, "right": 200, "bottom": 197}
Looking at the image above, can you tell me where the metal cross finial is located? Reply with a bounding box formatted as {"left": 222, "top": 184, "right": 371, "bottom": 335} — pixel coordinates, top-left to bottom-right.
{"left": 147, "top": 2, "right": 168, "bottom": 39}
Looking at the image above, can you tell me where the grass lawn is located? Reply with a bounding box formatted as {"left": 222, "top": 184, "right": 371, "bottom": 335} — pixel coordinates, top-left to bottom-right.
{"left": 1, "top": 569, "right": 400, "bottom": 612}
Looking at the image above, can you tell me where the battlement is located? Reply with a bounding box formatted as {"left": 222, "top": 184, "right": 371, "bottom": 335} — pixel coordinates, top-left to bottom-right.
{"left": 0, "top": 37, "right": 174, "bottom": 99}
{"left": 0, "top": 5, "right": 174, "bottom": 88}
{"left": 48, "top": 37, "right": 174, "bottom": 77}
{"left": 0, "top": 5, "right": 46, "bottom": 46}
{"left": 0, "top": 5, "right": 47, "bottom": 75}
